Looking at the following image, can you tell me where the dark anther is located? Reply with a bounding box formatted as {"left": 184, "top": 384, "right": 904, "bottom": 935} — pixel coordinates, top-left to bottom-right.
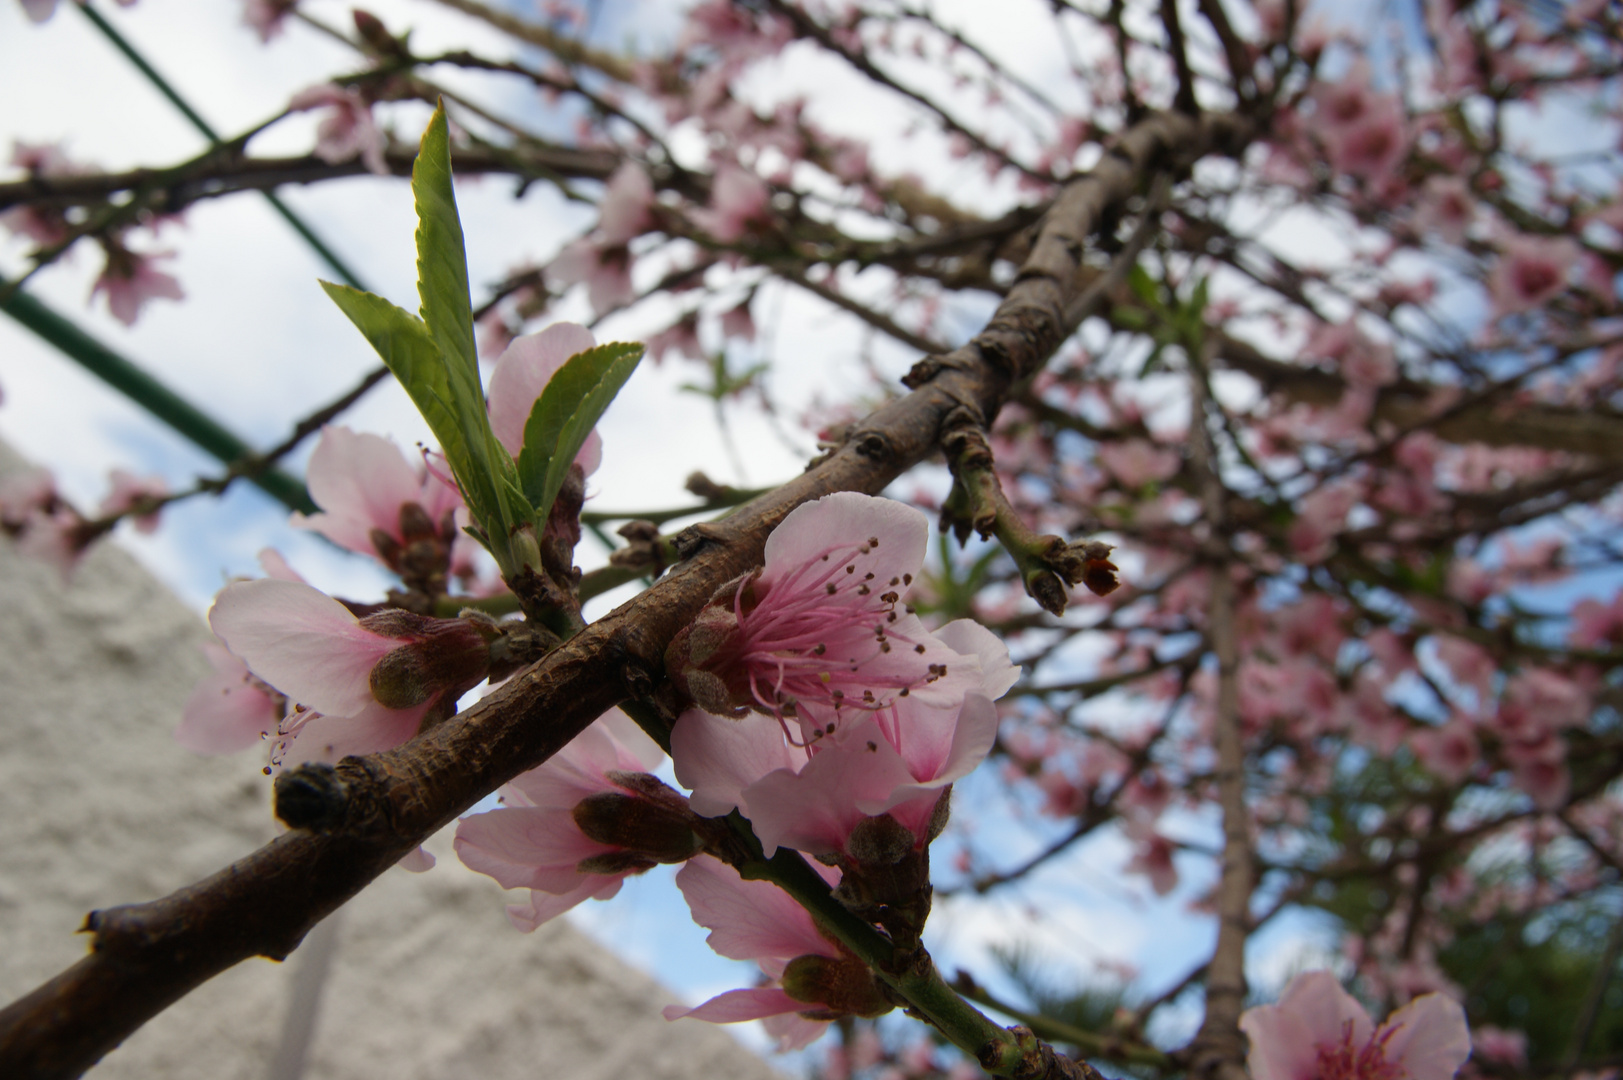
{"left": 274, "top": 763, "right": 349, "bottom": 833}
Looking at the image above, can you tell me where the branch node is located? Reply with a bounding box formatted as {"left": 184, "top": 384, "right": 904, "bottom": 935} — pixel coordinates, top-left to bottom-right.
{"left": 273, "top": 763, "right": 350, "bottom": 833}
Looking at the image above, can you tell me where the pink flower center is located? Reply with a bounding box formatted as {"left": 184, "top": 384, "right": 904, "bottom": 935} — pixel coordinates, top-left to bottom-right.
{"left": 731, "top": 536, "right": 944, "bottom": 749}
{"left": 1512, "top": 257, "right": 1560, "bottom": 301}
{"left": 1314, "top": 1022, "right": 1401, "bottom": 1080}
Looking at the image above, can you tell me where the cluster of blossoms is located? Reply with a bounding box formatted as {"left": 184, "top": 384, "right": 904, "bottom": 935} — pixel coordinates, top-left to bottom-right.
{"left": 455, "top": 492, "right": 1020, "bottom": 1047}
{"left": 179, "top": 324, "right": 598, "bottom": 771}
{"left": 168, "top": 308, "right": 1025, "bottom": 1046}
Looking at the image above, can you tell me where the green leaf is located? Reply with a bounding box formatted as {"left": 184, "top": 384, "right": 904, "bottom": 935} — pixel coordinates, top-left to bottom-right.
{"left": 1127, "top": 263, "right": 1164, "bottom": 311}
{"left": 410, "top": 103, "right": 528, "bottom": 534}
{"left": 516, "top": 341, "right": 645, "bottom": 519}
{"left": 411, "top": 102, "right": 481, "bottom": 416}
{"left": 319, "top": 281, "right": 500, "bottom": 527}
{"left": 1188, "top": 274, "right": 1210, "bottom": 318}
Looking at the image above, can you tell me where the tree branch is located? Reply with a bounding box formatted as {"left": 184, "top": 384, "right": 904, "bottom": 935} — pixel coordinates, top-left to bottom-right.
{"left": 1183, "top": 350, "right": 1253, "bottom": 1080}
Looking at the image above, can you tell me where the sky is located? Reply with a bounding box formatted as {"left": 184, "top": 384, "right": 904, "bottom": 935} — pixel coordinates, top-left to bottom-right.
{"left": 0, "top": 0, "right": 1357, "bottom": 1066}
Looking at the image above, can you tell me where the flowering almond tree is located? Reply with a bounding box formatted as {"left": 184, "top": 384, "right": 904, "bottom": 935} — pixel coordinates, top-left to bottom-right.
{"left": 0, "top": 1, "right": 1620, "bottom": 1079}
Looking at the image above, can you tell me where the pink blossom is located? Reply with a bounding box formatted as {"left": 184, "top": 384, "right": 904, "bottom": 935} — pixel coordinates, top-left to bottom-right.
{"left": 209, "top": 578, "right": 490, "bottom": 764}
{"left": 597, "top": 162, "right": 655, "bottom": 246}
{"left": 98, "top": 469, "right": 167, "bottom": 532}
{"left": 243, "top": 0, "right": 297, "bottom": 42}
{"left": 1325, "top": 96, "right": 1409, "bottom": 181}
{"left": 645, "top": 316, "right": 704, "bottom": 364}
{"left": 19, "top": 0, "right": 59, "bottom": 22}
{"left": 455, "top": 711, "right": 671, "bottom": 930}
{"left": 1470, "top": 1026, "right": 1527, "bottom": 1067}
{"left": 1, "top": 141, "right": 91, "bottom": 246}
{"left": 1431, "top": 636, "right": 1496, "bottom": 701}
{"left": 672, "top": 493, "right": 1012, "bottom": 729}
{"left": 90, "top": 244, "right": 184, "bottom": 326}
{"left": 1239, "top": 970, "right": 1471, "bottom": 1080}
{"left": 485, "top": 322, "right": 603, "bottom": 471}
{"left": 1123, "top": 822, "right": 1178, "bottom": 895}
{"left": 1306, "top": 322, "right": 1396, "bottom": 388}
{"left": 1504, "top": 731, "right": 1570, "bottom": 810}
{"left": 1098, "top": 439, "right": 1180, "bottom": 488}
{"left": 664, "top": 854, "right": 880, "bottom": 1050}
{"left": 1501, "top": 668, "right": 1587, "bottom": 732}
{"left": 1408, "top": 717, "right": 1479, "bottom": 786}
{"left": 693, "top": 165, "right": 772, "bottom": 243}
{"left": 291, "top": 426, "right": 464, "bottom": 561}
{"left": 0, "top": 466, "right": 90, "bottom": 577}
{"left": 1415, "top": 177, "right": 1476, "bottom": 245}
{"left": 720, "top": 298, "right": 756, "bottom": 342}
{"left": 668, "top": 493, "right": 1016, "bottom": 855}
{"left": 1572, "top": 593, "right": 1623, "bottom": 649}
{"left": 175, "top": 643, "right": 286, "bottom": 755}
{"left": 1289, "top": 480, "right": 1362, "bottom": 563}
{"left": 16, "top": 0, "right": 133, "bottom": 21}
{"left": 547, "top": 239, "right": 635, "bottom": 315}
{"left": 288, "top": 84, "right": 388, "bottom": 176}
{"left": 1488, "top": 234, "right": 1581, "bottom": 319}
{"left": 0, "top": 466, "right": 59, "bottom": 530}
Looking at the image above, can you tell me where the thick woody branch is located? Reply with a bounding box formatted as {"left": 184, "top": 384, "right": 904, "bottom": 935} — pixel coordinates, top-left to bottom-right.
{"left": 0, "top": 107, "right": 1253, "bottom": 1080}
{"left": 1183, "top": 355, "right": 1253, "bottom": 1080}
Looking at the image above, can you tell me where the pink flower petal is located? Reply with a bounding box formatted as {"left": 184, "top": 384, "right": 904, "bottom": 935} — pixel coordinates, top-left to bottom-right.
{"left": 292, "top": 426, "right": 456, "bottom": 556}
{"left": 454, "top": 804, "right": 614, "bottom": 893}
{"left": 507, "top": 877, "right": 623, "bottom": 932}
{"left": 174, "top": 643, "right": 281, "bottom": 755}
{"left": 1378, "top": 993, "right": 1473, "bottom": 1080}
{"left": 760, "top": 492, "right": 928, "bottom": 597}
{"left": 662, "top": 986, "right": 803, "bottom": 1024}
{"left": 671, "top": 709, "right": 797, "bottom": 818}
{"left": 277, "top": 699, "right": 431, "bottom": 765}
{"left": 675, "top": 855, "right": 837, "bottom": 962}
{"left": 486, "top": 323, "right": 600, "bottom": 461}
{"left": 209, "top": 578, "right": 398, "bottom": 717}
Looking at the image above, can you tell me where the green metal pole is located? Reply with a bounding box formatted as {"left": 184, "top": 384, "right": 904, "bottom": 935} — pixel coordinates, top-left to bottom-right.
{"left": 0, "top": 277, "right": 316, "bottom": 514}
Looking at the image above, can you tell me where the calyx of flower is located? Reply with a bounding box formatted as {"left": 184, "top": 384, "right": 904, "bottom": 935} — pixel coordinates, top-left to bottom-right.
{"left": 361, "top": 611, "right": 492, "bottom": 710}
{"left": 570, "top": 786, "right": 705, "bottom": 866}
{"left": 779, "top": 954, "right": 893, "bottom": 1019}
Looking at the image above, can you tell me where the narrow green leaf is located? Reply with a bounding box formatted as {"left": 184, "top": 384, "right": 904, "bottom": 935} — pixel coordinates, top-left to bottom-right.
{"left": 1127, "top": 264, "right": 1162, "bottom": 310}
{"left": 410, "top": 103, "right": 525, "bottom": 533}
{"left": 411, "top": 102, "right": 480, "bottom": 406}
{"left": 1189, "top": 275, "right": 1210, "bottom": 317}
{"left": 319, "top": 281, "right": 501, "bottom": 531}
{"left": 516, "top": 341, "right": 645, "bottom": 519}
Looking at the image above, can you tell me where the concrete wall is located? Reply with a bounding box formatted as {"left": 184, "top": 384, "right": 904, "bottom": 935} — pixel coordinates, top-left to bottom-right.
{"left": 0, "top": 447, "right": 780, "bottom": 1080}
